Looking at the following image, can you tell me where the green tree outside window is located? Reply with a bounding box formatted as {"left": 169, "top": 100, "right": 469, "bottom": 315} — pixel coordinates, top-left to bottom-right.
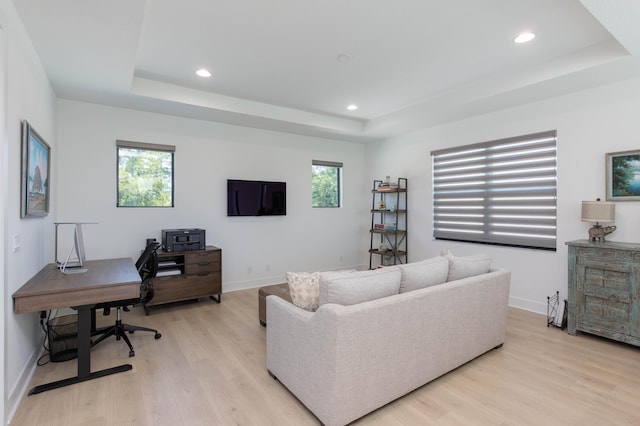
{"left": 312, "top": 162, "right": 342, "bottom": 207}
{"left": 117, "top": 146, "right": 174, "bottom": 207}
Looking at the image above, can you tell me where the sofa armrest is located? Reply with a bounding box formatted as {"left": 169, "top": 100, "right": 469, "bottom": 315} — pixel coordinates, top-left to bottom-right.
{"left": 266, "top": 296, "right": 340, "bottom": 420}
{"left": 266, "top": 295, "right": 336, "bottom": 367}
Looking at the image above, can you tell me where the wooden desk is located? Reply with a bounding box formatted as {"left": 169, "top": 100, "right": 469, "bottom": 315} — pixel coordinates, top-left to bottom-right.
{"left": 13, "top": 258, "right": 140, "bottom": 395}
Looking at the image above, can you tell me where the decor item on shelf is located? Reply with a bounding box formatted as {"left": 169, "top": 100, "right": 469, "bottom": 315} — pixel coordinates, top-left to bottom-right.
{"left": 379, "top": 243, "right": 387, "bottom": 252}
{"left": 581, "top": 199, "right": 616, "bottom": 241}
{"left": 379, "top": 199, "right": 386, "bottom": 210}
{"left": 378, "top": 176, "right": 399, "bottom": 191}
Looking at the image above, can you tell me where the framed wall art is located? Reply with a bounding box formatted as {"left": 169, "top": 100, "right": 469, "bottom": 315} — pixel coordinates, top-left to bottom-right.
{"left": 606, "top": 150, "right": 640, "bottom": 201}
{"left": 21, "top": 120, "right": 50, "bottom": 217}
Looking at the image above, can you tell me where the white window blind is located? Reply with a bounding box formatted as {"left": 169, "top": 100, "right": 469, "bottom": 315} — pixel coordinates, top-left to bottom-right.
{"left": 431, "top": 130, "right": 557, "bottom": 251}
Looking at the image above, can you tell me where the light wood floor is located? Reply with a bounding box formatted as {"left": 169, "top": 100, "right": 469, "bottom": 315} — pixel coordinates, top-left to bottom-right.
{"left": 10, "top": 288, "right": 640, "bottom": 425}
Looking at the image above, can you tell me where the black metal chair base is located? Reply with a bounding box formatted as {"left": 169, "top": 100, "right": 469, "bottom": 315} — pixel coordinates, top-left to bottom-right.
{"left": 92, "top": 319, "right": 161, "bottom": 357}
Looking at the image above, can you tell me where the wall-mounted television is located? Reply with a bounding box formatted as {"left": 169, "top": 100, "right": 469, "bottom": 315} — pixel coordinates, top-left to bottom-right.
{"left": 227, "top": 179, "right": 286, "bottom": 216}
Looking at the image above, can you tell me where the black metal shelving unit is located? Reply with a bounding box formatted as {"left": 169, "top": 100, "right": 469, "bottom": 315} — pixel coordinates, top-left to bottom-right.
{"left": 369, "top": 178, "right": 407, "bottom": 269}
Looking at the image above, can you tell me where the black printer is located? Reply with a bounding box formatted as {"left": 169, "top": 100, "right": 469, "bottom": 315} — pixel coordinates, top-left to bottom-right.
{"left": 161, "top": 228, "right": 206, "bottom": 252}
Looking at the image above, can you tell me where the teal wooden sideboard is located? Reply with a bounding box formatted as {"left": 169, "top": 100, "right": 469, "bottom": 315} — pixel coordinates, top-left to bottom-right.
{"left": 566, "top": 240, "right": 640, "bottom": 347}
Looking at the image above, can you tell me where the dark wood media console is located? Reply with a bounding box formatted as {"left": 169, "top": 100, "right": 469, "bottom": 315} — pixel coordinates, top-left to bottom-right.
{"left": 144, "top": 245, "right": 222, "bottom": 314}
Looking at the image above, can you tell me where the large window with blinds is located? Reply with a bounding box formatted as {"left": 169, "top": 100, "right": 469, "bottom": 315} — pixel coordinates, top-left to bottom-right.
{"left": 431, "top": 130, "right": 557, "bottom": 250}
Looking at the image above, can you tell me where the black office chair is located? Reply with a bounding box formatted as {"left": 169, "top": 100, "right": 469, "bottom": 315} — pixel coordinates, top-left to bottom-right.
{"left": 92, "top": 241, "right": 162, "bottom": 357}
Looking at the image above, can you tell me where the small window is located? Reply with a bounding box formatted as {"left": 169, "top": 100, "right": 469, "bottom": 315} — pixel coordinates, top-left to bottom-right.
{"left": 312, "top": 160, "right": 343, "bottom": 208}
{"left": 431, "top": 130, "right": 557, "bottom": 251}
{"left": 117, "top": 140, "right": 175, "bottom": 207}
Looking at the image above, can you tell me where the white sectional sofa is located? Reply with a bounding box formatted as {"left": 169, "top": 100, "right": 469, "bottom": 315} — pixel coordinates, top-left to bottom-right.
{"left": 266, "top": 255, "right": 511, "bottom": 426}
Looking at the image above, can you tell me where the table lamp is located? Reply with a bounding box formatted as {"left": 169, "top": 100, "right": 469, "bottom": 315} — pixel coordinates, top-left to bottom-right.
{"left": 581, "top": 199, "right": 615, "bottom": 241}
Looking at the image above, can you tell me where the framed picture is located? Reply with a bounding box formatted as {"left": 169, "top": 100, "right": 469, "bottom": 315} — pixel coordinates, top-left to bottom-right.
{"left": 21, "top": 120, "right": 50, "bottom": 217}
{"left": 606, "top": 150, "right": 640, "bottom": 201}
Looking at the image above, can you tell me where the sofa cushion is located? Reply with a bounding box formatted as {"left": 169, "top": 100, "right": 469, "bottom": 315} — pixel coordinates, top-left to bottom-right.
{"left": 319, "top": 267, "right": 401, "bottom": 306}
{"left": 287, "top": 272, "right": 321, "bottom": 311}
{"left": 445, "top": 254, "right": 491, "bottom": 281}
{"left": 398, "top": 256, "right": 449, "bottom": 293}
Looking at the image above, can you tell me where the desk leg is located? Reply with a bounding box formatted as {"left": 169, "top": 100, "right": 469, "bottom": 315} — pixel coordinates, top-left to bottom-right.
{"left": 28, "top": 305, "right": 132, "bottom": 395}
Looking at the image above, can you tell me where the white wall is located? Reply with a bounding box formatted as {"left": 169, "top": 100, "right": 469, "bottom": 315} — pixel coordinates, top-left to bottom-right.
{"left": 0, "top": 0, "right": 58, "bottom": 422}
{"left": 365, "top": 77, "right": 640, "bottom": 314}
{"left": 56, "top": 100, "right": 367, "bottom": 291}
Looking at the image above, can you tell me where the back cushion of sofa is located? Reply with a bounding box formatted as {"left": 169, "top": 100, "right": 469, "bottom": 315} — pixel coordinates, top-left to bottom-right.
{"left": 319, "top": 267, "right": 401, "bottom": 306}
{"left": 445, "top": 254, "right": 491, "bottom": 281}
{"left": 398, "top": 256, "right": 449, "bottom": 293}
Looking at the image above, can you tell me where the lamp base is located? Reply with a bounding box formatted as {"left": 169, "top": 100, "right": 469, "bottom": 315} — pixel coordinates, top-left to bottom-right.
{"left": 587, "top": 223, "right": 617, "bottom": 242}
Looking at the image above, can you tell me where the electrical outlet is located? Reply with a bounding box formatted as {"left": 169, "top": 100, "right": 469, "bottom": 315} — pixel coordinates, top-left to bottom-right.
{"left": 12, "top": 234, "right": 20, "bottom": 252}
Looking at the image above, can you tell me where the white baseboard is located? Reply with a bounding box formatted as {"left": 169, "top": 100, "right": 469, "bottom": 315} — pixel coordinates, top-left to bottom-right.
{"left": 7, "top": 348, "right": 41, "bottom": 424}
{"left": 509, "top": 296, "right": 547, "bottom": 316}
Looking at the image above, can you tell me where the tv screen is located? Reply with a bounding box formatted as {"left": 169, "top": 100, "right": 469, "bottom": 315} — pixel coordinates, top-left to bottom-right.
{"left": 227, "top": 179, "right": 286, "bottom": 216}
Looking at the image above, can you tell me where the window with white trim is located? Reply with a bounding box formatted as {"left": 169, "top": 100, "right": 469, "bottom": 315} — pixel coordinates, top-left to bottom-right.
{"left": 431, "top": 130, "right": 557, "bottom": 250}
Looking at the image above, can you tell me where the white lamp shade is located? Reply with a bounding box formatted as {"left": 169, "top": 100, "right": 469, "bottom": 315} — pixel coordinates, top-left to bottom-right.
{"left": 581, "top": 201, "right": 615, "bottom": 223}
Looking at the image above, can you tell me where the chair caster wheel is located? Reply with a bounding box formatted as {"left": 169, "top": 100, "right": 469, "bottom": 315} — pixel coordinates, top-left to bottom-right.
{"left": 155, "top": 333, "right": 162, "bottom": 339}
{"left": 129, "top": 350, "right": 135, "bottom": 357}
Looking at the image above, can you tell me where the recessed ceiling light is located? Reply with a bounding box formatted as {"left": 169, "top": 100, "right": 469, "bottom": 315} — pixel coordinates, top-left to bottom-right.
{"left": 196, "top": 68, "right": 212, "bottom": 78}
{"left": 514, "top": 32, "right": 535, "bottom": 44}
{"left": 347, "top": 104, "right": 358, "bottom": 111}
{"left": 337, "top": 54, "right": 352, "bottom": 63}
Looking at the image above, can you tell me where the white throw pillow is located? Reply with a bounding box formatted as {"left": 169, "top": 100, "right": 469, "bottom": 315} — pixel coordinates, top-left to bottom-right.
{"left": 398, "top": 257, "right": 449, "bottom": 293}
{"left": 287, "top": 272, "right": 321, "bottom": 311}
{"left": 318, "top": 267, "right": 401, "bottom": 306}
{"left": 445, "top": 254, "right": 491, "bottom": 281}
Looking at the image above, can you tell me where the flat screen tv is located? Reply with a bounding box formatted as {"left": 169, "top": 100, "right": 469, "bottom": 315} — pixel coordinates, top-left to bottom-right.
{"left": 227, "top": 179, "right": 286, "bottom": 216}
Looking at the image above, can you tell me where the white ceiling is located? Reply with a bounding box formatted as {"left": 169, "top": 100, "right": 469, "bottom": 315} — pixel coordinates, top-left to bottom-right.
{"left": 12, "top": 0, "right": 640, "bottom": 142}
